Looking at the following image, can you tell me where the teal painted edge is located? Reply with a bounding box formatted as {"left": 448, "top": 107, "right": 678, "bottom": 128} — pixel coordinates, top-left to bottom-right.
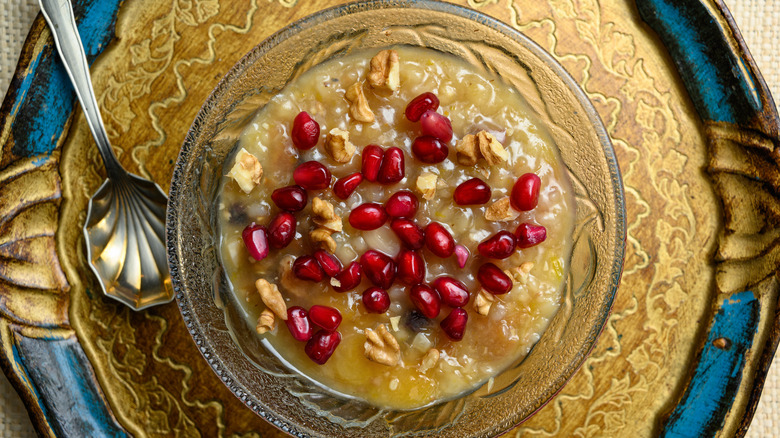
{"left": 660, "top": 291, "right": 760, "bottom": 437}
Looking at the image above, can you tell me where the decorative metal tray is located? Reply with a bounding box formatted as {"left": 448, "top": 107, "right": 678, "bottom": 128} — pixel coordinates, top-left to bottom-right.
{"left": 0, "top": 0, "right": 777, "bottom": 436}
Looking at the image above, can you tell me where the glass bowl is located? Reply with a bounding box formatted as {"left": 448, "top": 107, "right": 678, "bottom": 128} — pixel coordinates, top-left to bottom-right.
{"left": 166, "top": 1, "right": 626, "bottom": 436}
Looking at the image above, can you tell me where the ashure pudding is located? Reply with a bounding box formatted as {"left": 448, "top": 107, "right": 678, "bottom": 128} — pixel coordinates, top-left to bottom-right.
{"left": 217, "top": 47, "right": 575, "bottom": 410}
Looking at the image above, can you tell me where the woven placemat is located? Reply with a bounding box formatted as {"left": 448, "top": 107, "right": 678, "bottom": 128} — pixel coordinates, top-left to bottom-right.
{"left": 0, "top": 0, "right": 778, "bottom": 436}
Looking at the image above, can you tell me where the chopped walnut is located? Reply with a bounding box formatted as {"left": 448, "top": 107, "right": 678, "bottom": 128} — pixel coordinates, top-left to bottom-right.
{"left": 256, "top": 309, "right": 276, "bottom": 334}
{"left": 310, "top": 228, "right": 337, "bottom": 253}
{"left": 419, "top": 348, "right": 440, "bottom": 373}
{"left": 279, "top": 255, "right": 306, "bottom": 296}
{"left": 416, "top": 172, "right": 438, "bottom": 200}
{"left": 344, "top": 83, "right": 375, "bottom": 123}
{"left": 484, "top": 197, "right": 520, "bottom": 222}
{"left": 507, "top": 262, "right": 534, "bottom": 284}
{"left": 474, "top": 289, "right": 495, "bottom": 316}
{"left": 255, "top": 279, "right": 287, "bottom": 320}
{"left": 456, "top": 134, "right": 480, "bottom": 166}
{"left": 312, "top": 197, "right": 343, "bottom": 232}
{"left": 477, "top": 131, "right": 509, "bottom": 165}
{"left": 227, "top": 148, "right": 263, "bottom": 193}
{"left": 325, "top": 127, "right": 357, "bottom": 163}
{"left": 367, "top": 49, "right": 400, "bottom": 91}
{"left": 364, "top": 324, "right": 400, "bottom": 366}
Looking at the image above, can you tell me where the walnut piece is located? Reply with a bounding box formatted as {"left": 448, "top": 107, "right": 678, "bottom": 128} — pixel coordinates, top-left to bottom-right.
{"left": 474, "top": 289, "right": 495, "bottom": 316}
{"left": 227, "top": 148, "right": 263, "bottom": 193}
{"left": 367, "top": 49, "right": 400, "bottom": 91}
{"left": 279, "top": 255, "right": 306, "bottom": 296}
{"left": 344, "top": 83, "right": 375, "bottom": 123}
{"left": 364, "top": 324, "right": 400, "bottom": 366}
{"left": 507, "top": 262, "right": 534, "bottom": 284}
{"left": 255, "top": 279, "right": 287, "bottom": 320}
{"left": 419, "top": 348, "right": 440, "bottom": 373}
{"left": 456, "top": 131, "right": 509, "bottom": 167}
{"left": 256, "top": 309, "right": 276, "bottom": 334}
{"left": 416, "top": 172, "right": 438, "bottom": 200}
{"left": 310, "top": 228, "right": 337, "bottom": 253}
{"left": 312, "top": 197, "right": 343, "bottom": 232}
{"left": 484, "top": 197, "right": 520, "bottom": 222}
{"left": 456, "top": 134, "right": 480, "bottom": 166}
{"left": 325, "top": 128, "right": 357, "bottom": 163}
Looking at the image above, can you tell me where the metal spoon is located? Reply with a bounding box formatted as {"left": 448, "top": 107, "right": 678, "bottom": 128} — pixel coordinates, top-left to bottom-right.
{"left": 40, "top": 0, "right": 172, "bottom": 310}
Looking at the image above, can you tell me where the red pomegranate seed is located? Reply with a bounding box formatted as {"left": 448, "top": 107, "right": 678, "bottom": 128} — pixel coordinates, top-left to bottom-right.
{"left": 286, "top": 307, "right": 313, "bottom": 341}
{"left": 242, "top": 224, "right": 269, "bottom": 261}
{"left": 478, "top": 231, "right": 517, "bottom": 259}
{"left": 349, "top": 203, "right": 388, "bottom": 230}
{"left": 305, "top": 330, "right": 341, "bottom": 364}
{"left": 292, "top": 255, "right": 325, "bottom": 282}
{"left": 453, "top": 178, "right": 491, "bottom": 205}
{"left": 308, "top": 305, "right": 342, "bottom": 331}
{"left": 362, "top": 287, "right": 391, "bottom": 313}
{"left": 385, "top": 190, "right": 418, "bottom": 218}
{"left": 397, "top": 249, "right": 425, "bottom": 285}
{"left": 313, "top": 249, "right": 342, "bottom": 277}
{"left": 333, "top": 172, "right": 363, "bottom": 199}
{"left": 420, "top": 110, "right": 453, "bottom": 142}
{"left": 432, "top": 277, "right": 470, "bottom": 308}
{"left": 390, "top": 218, "right": 425, "bottom": 250}
{"left": 271, "top": 185, "right": 308, "bottom": 212}
{"left": 424, "top": 222, "right": 455, "bottom": 258}
{"left": 510, "top": 173, "right": 541, "bottom": 211}
{"left": 267, "top": 212, "right": 296, "bottom": 249}
{"left": 454, "top": 244, "right": 470, "bottom": 268}
{"left": 291, "top": 111, "right": 320, "bottom": 150}
{"left": 362, "top": 145, "right": 384, "bottom": 182}
{"left": 332, "top": 262, "right": 362, "bottom": 292}
{"left": 440, "top": 308, "right": 468, "bottom": 341}
{"left": 515, "top": 223, "right": 547, "bottom": 248}
{"left": 409, "top": 284, "right": 441, "bottom": 319}
{"left": 360, "top": 250, "right": 396, "bottom": 289}
{"left": 477, "top": 263, "right": 513, "bottom": 294}
{"left": 377, "top": 147, "right": 405, "bottom": 184}
{"left": 293, "top": 161, "right": 331, "bottom": 190}
{"left": 412, "top": 136, "right": 449, "bottom": 164}
{"left": 405, "top": 92, "right": 440, "bottom": 122}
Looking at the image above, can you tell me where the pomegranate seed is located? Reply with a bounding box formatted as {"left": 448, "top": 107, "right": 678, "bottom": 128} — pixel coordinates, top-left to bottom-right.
{"left": 510, "top": 173, "right": 541, "bottom": 211}
{"left": 271, "top": 185, "right": 308, "bottom": 212}
{"left": 308, "top": 305, "right": 342, "bottom": 331}
{"left": 515, "top": 223, "right": 547, "bottom": 248}
{"left": 377, "top": 147, "right": 405, "bottom": 184}
{"left": 362, "top": 145, "right": 384, "bottom": 182}
{"left": 454, "top": 244, "right": 470, "bottom": 268}
{"left": 349, "top": 203, "right": 388, "bottom": 230}
{"left": 405, "top": 92, "right": 440, "bottom": 122}
{"left": 242, "top": 224, "right": 269, "bottom": 261}
{"left": 453, "top": 178, "right": 491, "bottom": 205}
{"left": 293, "top": 161, "right": 331, "bottom": 190}
{"left": 477, "top": 262, "right": 513, "bottom": 294}
{"left": 397, "top": 249, "right": 425, "bottom": 285}
{"left": 440, "top": 308, "right": 468, "bottom": 341}
{"left": 420, "top": 110, "right": 453, "bottom": 142}
{"left": 332, "top": 262, "right": 362, "bottom": 292}
{"left": 291, "top": 111, "right": 320, "bottom": 150}
{"left": 412, "top": 136, "right": 449, "bottom": 164}
{"left": 313, "top": 249, "right": 342, "bottom": 277}
{"left": 424, "top": 222, "right": 455, "bottom": 258}
{"left": 432, "top": 277, "right": 470, "bottom": 307}
{"left": 305, "top": 330, "right": 341, "bottom": 364}
{"left": 333, "top": 172, "right": 363, "bottom": 199}
{"left": 360, "top": 250, "right": 396, "bottom": 289}
{"left": 362, "top": 287, "right": 391, "bottom": 313}
{"left": 478, "top": 231, "right": 517, "bottom": 259}
{"left": 286, "top": 307, "right": 313, "bottom": 341}
{"left": 292, "top": 255, "right": 325, "bottom": 282}
{"left": 390, "top": 218, "right": 425, "bottom": 250}
{"left": 267, "top": 212, "right": 296, "bottom": 249}
{"left": 385, "top": 190, "right": 418, "bottom": 218}
{"left": 409, "top": 284, "right": 441, "bottom": 319}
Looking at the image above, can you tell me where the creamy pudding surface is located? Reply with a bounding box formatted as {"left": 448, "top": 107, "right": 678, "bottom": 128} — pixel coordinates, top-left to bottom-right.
{"left": 217, "top": 46, "right": 575, "bottom": 410}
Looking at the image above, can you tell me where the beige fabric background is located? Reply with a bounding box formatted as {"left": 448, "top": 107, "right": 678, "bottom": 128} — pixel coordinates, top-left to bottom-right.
{"left": 0, "top": 0, "right": 778, "bottom": 436}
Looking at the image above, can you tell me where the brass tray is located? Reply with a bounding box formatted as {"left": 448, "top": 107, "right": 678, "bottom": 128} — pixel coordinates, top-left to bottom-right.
{"left": 0, "top": 0, "right": 777, "bottom": 436}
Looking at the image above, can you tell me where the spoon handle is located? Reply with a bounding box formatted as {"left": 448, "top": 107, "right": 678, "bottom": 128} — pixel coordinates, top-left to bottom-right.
{"left": 39, "top": 0, "right": 125, "bottom": 178}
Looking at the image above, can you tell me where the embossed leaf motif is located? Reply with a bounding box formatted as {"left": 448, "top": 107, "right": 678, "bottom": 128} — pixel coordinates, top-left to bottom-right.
{"left": 130, "top": 40, "right": 151, "bottom": 66}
